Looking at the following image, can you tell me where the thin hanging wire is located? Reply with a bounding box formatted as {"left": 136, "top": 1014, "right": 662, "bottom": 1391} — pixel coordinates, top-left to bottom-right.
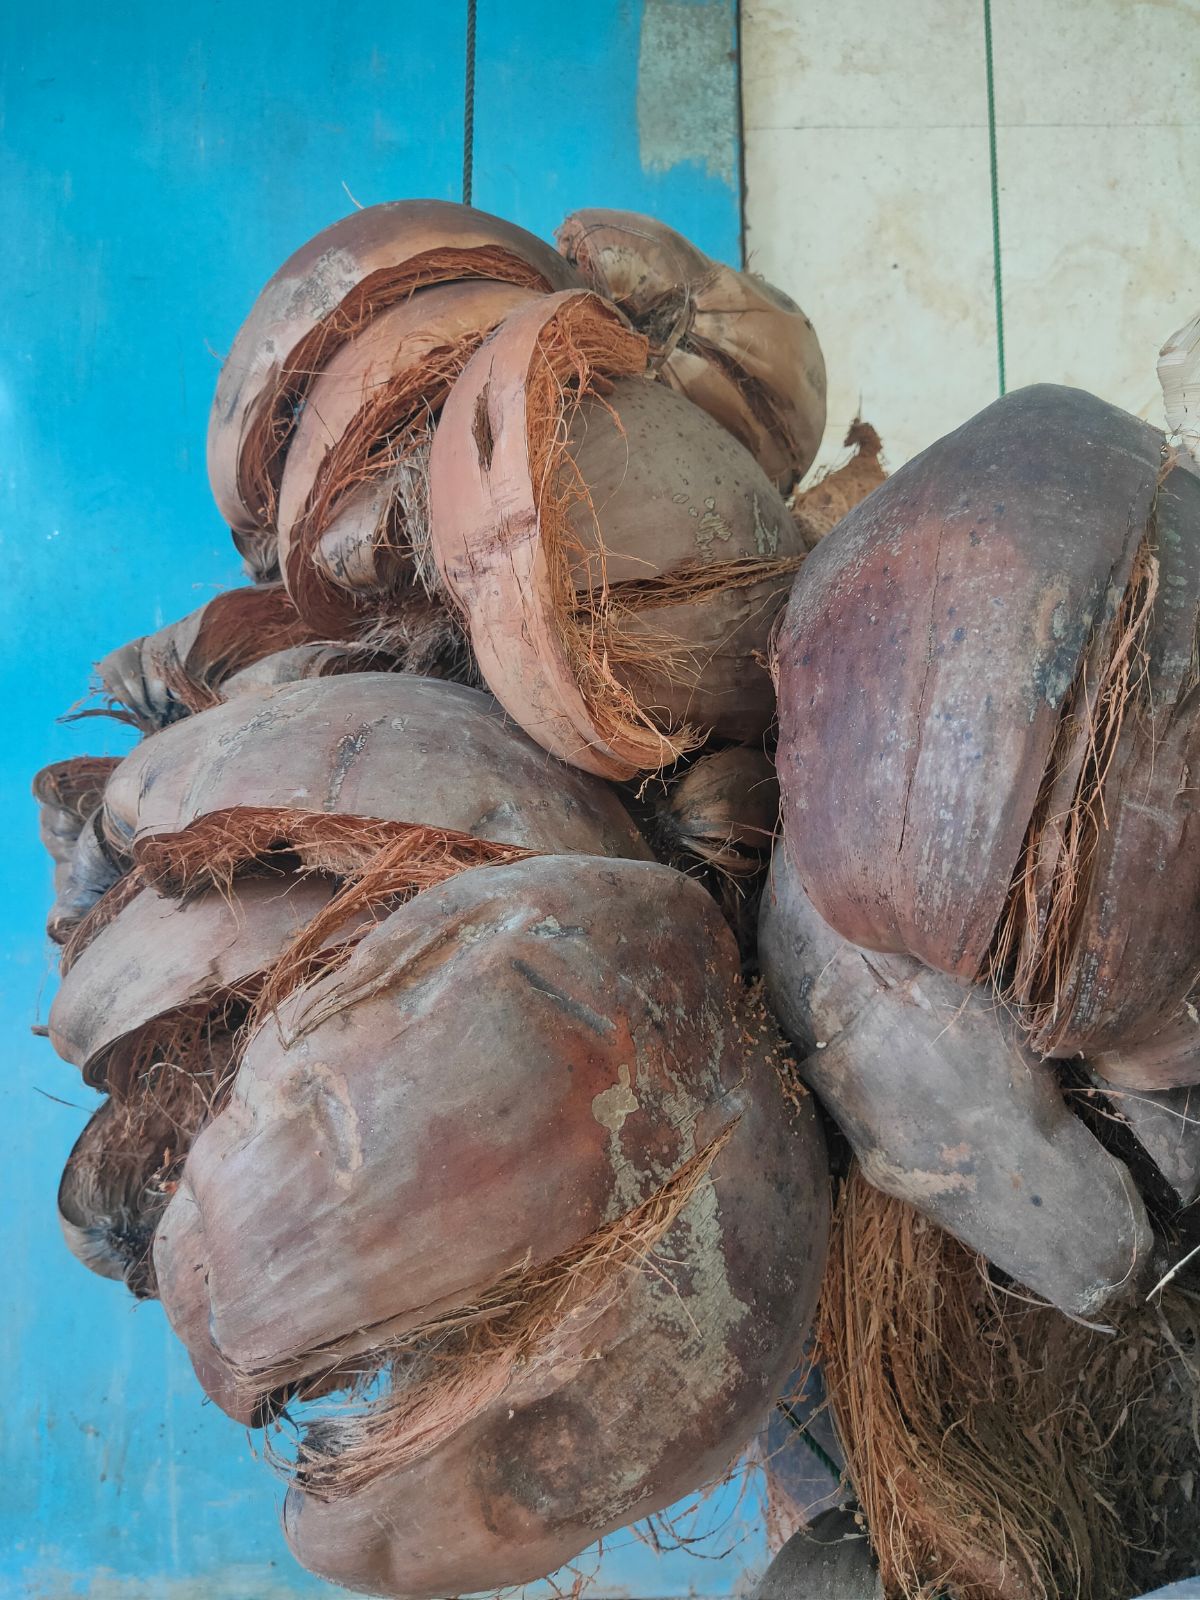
{"left": 462, "top": 0, "right": 477, "bottom": 206}
{"left": 983, "top": 0, "right": 1006, "bottom": 396}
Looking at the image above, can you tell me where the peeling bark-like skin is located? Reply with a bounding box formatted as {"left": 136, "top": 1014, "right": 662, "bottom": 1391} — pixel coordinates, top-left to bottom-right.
{"left": 156, "top": 857, "right": 828, "bottom": 1458}
{"left": 760, "top": 845, "right": 1152, "bottom": 1318}
{"left": 775, "top": 384, "right": 1164, "bottom": 981}
{"left": 429, "top": 291, "right": 800, "bottom": 777}
{"left": 102, "top": 674, "right": 650, "bottom": 865}
{"left": 557, "top": 209, "right": 826, "bottom": 492}
{"left": 276, "top": 279, "right": 538, "bottom": 631}
{"left": 207, "top": 200, "right": 579, "bottom": 535}
{"left": 49, "top": 879, "right": 333, "bottom": 1091}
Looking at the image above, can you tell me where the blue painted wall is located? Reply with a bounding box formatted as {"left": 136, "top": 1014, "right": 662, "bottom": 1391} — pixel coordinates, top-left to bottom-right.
{"left": 0, "top": 4, "right": 758, "bottom": 1596}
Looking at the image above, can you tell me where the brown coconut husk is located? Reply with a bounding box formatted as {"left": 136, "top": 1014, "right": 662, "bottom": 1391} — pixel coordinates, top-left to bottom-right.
{"left": 816, "top": 1169, "right": 1200, "bottom": 1600}
{"left": 776, "top": 385, "right": 1200, "bottom": 1069}
{"left": 276, "top": 281, "right": 539, "bottom": 636}
{"left": 57, "top": 1043, "right": 231, "bottom": 1298}
{"left": 557, "top": 209, "right": 826, "bottom": 493}
{"left": 50, "top": 878, "right": 334, "bottom": 1091}
{"left": 92, "top": 584, "right": 321, "bottom": 731}
{"left": 101, "top": 673, "right": 649, "bottom": 867}
{"left": 150, "top": 856, "right": 828, "bottom": 1600}
{"left": 208, "top": 200, "right": 579, "bottom": 538}
{"left": 154, "top": 857, "right": 828, "bottom": 1439}
{"left": 659, "top": 748, "right": 779, "bottom": 878}
{"left": 789, "top": 420, "right": 886, "bottom": 545}
{"left": 46, "top": 807, "right": 129, "bottom": 945}
{"left": 759, "top": 844, "right": 1152, "bottom": 1319}
{"left": 429, "top": 290, "right": 805, "bottom": 778}
{"left": 33, "top": 757, "right": 121, "bottom": 914}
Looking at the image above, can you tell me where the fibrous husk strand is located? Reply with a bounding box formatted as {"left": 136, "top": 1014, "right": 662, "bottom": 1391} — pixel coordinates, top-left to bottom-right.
{"left": 816, "top": 1169, "right": 1200, "bottom": 1600}
{"left": 280, "top": 1123, "right": 736, "bottom": 1501}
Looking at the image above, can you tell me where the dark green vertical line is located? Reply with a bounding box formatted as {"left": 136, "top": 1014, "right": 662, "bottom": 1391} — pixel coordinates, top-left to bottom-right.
{"left": 983, "top": 0, "right": 1007, "bottom": 395}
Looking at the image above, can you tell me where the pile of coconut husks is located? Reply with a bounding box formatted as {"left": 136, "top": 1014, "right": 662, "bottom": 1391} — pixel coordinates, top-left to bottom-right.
{"left": 34, "top": 202, "right": 1200, "bottom": 1600}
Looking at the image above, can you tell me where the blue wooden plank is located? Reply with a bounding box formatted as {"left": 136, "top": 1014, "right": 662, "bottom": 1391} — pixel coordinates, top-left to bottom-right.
{"left": 0, "top": 3, "right": 747, "bottom": 1594}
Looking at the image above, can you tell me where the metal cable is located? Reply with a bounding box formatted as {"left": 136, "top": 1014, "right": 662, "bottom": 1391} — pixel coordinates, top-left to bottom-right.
{"left": 462, "top": 0, "right": 477, "bottom": 206}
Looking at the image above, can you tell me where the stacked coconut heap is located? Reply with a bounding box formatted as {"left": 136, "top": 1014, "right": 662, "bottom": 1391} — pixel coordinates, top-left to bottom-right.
{"left": 32, "top": 198, "right": 1200, "bottom": 1600}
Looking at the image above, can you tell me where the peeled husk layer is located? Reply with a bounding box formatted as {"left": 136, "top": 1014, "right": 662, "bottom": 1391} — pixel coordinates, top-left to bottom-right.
{"left": 93, "top": 585, "right": 321, "bottom": 730}
{"left": 557, "top": 209, "right": 826, "bottom": 492}
{"left": 100, "top": 673, "right": 649, "bottom": 871}
{"left": 151, "top": 855, "right": 828, "bottom": 1599}
{"left": 760, "top": 845, "right": 1151, "bottom": 1318}
{"left": 50, "top": 878, "right": 334, "bottom": 1091}
{"left": 776, "top": 384, "right": 1200, "bottom": 1072}
{"left": 277, "top": 280, "right": 539, "bottom": 635}
{"left": 816, "top": 1170, "right": 1200, "bottom": 1600}
{"left": 429, "top": 289, "right": 804, "bottom": 777}
{"left": 208, "top": 200, "right": 580, "bottom": 537}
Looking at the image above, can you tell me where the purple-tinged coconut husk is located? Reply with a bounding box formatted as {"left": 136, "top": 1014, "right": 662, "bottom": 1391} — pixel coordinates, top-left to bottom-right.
{"left": 760, "top": 843, "right": 1151, "bottom": 1318}
{"left": 429, "top": 290, "right": 803, "bottom": 778}
{"left": 98, "top": 674, "right": 649, "bottom": 891}
{"left": 208, "top": 201, "right": 580, "bottom": 541}
{"left": 153, "top": 855, "right": 828, "bottom": 1600}
{"left": 276, "top": 280, "right": 539, "bottom": 636}
{"left": 557, "top": 209, "right": 826, "bottom": 493}
{"left": 92, "top": 585, "right": 321, "bottom": 731}
{"left": 775, "top": 384, "right": 1200, "bottom": 1066}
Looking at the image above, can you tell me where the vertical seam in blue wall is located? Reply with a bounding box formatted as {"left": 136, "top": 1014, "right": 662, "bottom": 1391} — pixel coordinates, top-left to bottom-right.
{"left": 734, "top": 0, "right": 748, "bottom": 268}
{"left": 983, "top": 0, "right": 1006, "bottom": 395}
{"left": 463, "top": 0, "right": 477, "bottom": 205}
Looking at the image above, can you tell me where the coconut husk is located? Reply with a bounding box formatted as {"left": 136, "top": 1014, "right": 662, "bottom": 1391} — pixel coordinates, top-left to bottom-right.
{"left": 153, "top": 855, "right": 828, "bottom": 1598}
{"left": 33, "top": 757, "right": 121, "bottom": 913}
{"left": 760, "top": 844, "right": 1152, "bottom": 1318}
{"left": 429, "top": 290, "right": 804, "bottom": 778}
{"left": 218, "top": 641, "right": 398, "bottom": 697}
{"left": 658, "top": 747, "right": 779, "bottom": 877}
{"left": 790, "top": 420, "right": 886, "bottom": 545}
{"left": 276, "top": 280, "right": 539, "bottom": 634}
{"left": 50, "top": 877, "right": 334, "bottom": 1091}
{"left": 1082, "top": 1077, "right": 1200, "bottom": 1206}
{"left": 557, "top": 209, "right": 826, "bottom": 493}
{"left": 99, "top": 674, "right": 649, "bottom": 882}
{"left": 46, "top": 807, "right": 129, "bottom": 944}
{"left": 92, "top": 584, "right": 321, "bottom": 731}
{"left": 775, "top": 384, "right": 1200, "bottom": 1066}
{"left": 58, "top": 1055, "right": 225, "bottom": 1298}
{"left": 208, "top": 200, "right": 579, "bottom": 539}
{"left": 816, "top": 1169, "right": 1200, "bottom": 1600}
